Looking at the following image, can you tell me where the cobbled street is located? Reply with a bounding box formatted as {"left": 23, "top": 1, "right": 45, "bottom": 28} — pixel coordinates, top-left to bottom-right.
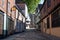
{"left": 0, "top": 30, "right": 60, "bottom": 40}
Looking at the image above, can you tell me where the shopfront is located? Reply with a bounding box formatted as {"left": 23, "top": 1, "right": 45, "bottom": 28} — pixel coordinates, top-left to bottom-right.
{"left": 0, "top": 11, "right": 4, "bottom": 36}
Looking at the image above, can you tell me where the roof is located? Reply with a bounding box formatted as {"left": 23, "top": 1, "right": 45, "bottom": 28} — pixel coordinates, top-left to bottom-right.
{"left": 38, "top": 4, "right": 43, "bottom": 10}
{"left": 15, "top": 0, "right": 25, "bottom": 4}
{"left": 35, "top": 4, "right": 43, "bottom": 13}
{"left": 17, "top": 4, "right": 25, "bottom": 10}
{"left": 40, "top": 0, "right": 46, "bottom": 11}
{"left": 15, "top": 4, "right": 25, "bottom": 17}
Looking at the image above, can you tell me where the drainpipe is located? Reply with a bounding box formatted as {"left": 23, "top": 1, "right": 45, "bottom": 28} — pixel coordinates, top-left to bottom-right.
{"left": 4, "top": 0, "right": 8, "bottom": 36}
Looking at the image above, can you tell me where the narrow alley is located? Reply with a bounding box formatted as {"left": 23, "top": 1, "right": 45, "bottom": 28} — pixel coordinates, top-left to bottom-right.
{"left": 0, "top": 0, "right": 60, "bottom": 40}
{"left": 1, "top": 29, "right": 60, "bottom": 40}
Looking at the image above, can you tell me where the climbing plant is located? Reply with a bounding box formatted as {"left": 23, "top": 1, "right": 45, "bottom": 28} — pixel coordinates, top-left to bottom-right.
{"left": 22, "top": 0, "right": 40, "bottom": 13}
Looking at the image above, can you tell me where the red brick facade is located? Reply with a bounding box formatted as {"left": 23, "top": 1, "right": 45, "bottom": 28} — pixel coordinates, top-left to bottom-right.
{"left": 41, "top": 0, "right": 60, "bottom": 20}
{"left": 40, "top": 0, "right": 60, "bottom": 37}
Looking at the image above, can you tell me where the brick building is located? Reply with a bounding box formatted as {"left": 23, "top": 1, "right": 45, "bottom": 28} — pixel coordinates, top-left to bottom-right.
{"left": 0, "top": 0, "right": 26, "bottom": 37}
{"left": 40, "top": 0, "right": 60, "bottom": 37}
{"left": 15, "top": 3, "right": 27, "bottom": 32}
{"left": 35, "top": 4, "right": 42, "bottom": 30}
{"left": 0, "top": 0, "right": 15, "bottom": 36}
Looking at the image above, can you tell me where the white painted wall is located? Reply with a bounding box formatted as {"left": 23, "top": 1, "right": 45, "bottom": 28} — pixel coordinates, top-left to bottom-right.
{"left": 16, "top": 9, "right": 18, "bottom": 18}
{"left": 25, "top": 4, "right": 31, "bottom": 21}
{"left": 18, "top": 12, "right": 22, "bottom": 21}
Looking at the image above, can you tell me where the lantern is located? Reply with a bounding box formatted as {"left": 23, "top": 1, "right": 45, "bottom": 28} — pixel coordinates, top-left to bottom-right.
{"left": 12, "top": 6, "right": 16, "bottom": 11}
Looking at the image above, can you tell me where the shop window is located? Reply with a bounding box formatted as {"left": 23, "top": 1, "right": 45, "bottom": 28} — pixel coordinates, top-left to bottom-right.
{"left": 52, "top": 9, "right": 60, "bottom": 27}
{"left": 47, "top": 0, "right": 51, "bottom": 8}
{"left": 8, "top": 18, "right": 14, "bottom": 30}
{"left": 47, "top": 17, "right": 50, "bottom": 28}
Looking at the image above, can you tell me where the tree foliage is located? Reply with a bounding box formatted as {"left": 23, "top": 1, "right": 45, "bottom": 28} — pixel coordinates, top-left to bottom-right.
{"left": 22, "top": 0, "right": 40, "bottom": 13}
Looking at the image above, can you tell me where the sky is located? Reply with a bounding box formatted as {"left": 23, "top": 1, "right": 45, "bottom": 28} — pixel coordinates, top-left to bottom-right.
{"left": 39, "top": 0, "right": 44, "bottom": 4}
{"left": 26, "top": 0, "right": 44, "bottom": 21}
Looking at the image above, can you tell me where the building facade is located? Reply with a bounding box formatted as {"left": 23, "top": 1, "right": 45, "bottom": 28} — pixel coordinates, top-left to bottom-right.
{"left": 0, "top": 0, "right": 26, "bottom": 37}
{"left": 29, "top": 14, "right": 36, "bottom": 29}
{"left": 40, "top": 0, "right": 60, "bottom": 37}
{"left": 15, "top": 2, "right": 26, "bottom": 33}
{"left": 0, "top": 0, "right": 15, "bottom": 36}
{"left": 35, "top": 4, "right": 42, "bottom": 30}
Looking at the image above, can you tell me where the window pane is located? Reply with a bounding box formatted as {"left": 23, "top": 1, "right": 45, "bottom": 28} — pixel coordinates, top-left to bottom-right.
{"left": 52, "top": 9, "right": 60, "bottom": 27}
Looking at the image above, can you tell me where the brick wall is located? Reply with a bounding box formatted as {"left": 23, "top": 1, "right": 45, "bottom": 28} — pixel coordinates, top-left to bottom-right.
{"left": 40, "top": 0, "right": 60, "bottom": 20}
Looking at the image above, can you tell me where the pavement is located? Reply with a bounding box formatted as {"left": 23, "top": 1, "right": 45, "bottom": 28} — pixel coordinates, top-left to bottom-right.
{"left": 0, "top": 29, "right": 60, "bottom": 40}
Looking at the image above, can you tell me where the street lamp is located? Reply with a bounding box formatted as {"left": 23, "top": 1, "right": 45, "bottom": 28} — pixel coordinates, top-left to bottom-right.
{"left": 11, "top": 6, "right": 16, "bottom": 11}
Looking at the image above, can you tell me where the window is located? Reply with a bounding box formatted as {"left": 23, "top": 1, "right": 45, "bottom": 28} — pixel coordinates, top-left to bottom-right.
{"left": 47, "top": 0, "right": 51, "bottom": 8}
{"left": 8, "top": 2, "right": 10, "bottom": 12}
{"left": 0, "top": 0, "right": 4, "bottom": 7}
{"left": 2, "top": 0, "right": 4, "bottom": 7}
{"left": 47, "top": 17, "right": 50, "bottom": 28}
{"left": 52, "top": 9, "right": 60, "bottom": 27}
{"left": 22, "top": 10, "right": 25, "bottom": 14}
{"left": 8, "top": 18, "right": 14, "bottom": 30}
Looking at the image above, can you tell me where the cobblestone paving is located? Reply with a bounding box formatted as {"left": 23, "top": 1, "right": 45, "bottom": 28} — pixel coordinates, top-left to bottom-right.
{"left": 1, "top": 30, "right": 60, "bottom": 40}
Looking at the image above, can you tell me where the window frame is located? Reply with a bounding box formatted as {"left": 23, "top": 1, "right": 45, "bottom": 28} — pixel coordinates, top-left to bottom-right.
{"left": 52, "top": 9, "right": 60, "bottom": 27}
{"left": 47, "top": 0, "right": 51, "bottom": 8}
